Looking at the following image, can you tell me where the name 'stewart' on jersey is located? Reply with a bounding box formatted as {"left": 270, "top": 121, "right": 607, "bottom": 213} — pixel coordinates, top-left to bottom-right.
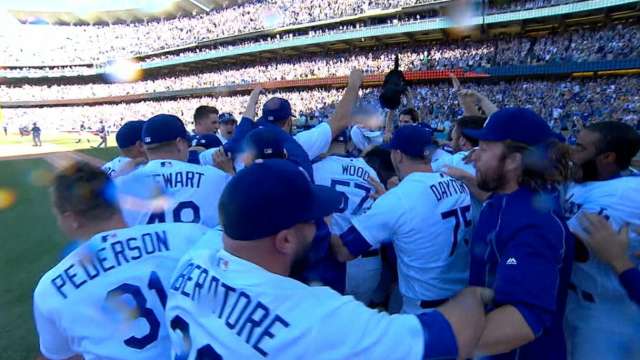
{"left": 341, "top": 163, "right": 370, "bottom": 182}
{"left": 151, "top": 170, "right": 205, "bottom": 189}
{"left": 430, "top": 177, "right": 469, "bottom": 202}
{"left": 171, "top": 260, "right": 290, "bottom": 357}
{"left": 50, "top": 231, "right": 171, "bottom": 299}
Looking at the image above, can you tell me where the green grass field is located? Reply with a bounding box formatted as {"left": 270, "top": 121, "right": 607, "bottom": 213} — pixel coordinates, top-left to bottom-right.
{"left": 0, "top": 145, "right": 119, "bottom": 359}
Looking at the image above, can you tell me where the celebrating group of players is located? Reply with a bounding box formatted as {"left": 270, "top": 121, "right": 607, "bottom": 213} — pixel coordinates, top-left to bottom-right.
{"left": 33, "top": 69, "right": 640, "bottom": 360}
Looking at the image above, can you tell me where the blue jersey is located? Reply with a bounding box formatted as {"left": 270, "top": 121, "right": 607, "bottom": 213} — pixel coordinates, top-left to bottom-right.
{"left": 469, "top": 186, "right": 574, "bottom": 360}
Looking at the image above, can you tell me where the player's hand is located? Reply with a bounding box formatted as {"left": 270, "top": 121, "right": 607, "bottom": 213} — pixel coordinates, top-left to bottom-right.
{"left": 383, "top": 131, "right": 393, "bottom": 143}
{"left": 449, "top": 72, "right": 461, "bottom": 91}
{"left": 212, "top": 148, "right": 235, "bottom": 175}
{"left": 386, "top": 176, "right": 400, "bottom": 190}
{"left": 348, "top": 69, "right": 364, "bottom": 88}
{"left": 458, "top": 89, "right": 479, "bottom": 102}
{"left": 368, "top": 176, "right": 387, "bottom": 200}
{"left": 579, "top": 213, "right": 638, "bottom": 274}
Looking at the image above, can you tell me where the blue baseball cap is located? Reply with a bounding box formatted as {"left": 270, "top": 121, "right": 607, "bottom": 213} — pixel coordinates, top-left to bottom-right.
{"left": 142, "top": 114, "right": 189, "bottom": 145}
{"left": 191, "top": 133, "right": 223, "bottom": 149}
{"left": 386, "top": 125, "right": 434, "bottom": 159}
{"left": 219, "top": 112, "right": 237, "bottom": 124}
{"left": 260, "top": 97, "right": 295, "bottom": 122}
{"left": 243, "top": 127, "right": 287, "bottom": 160}
{"left": 462, "top": 108, "right": 554, "bottom": 146}
{"left": 115, "top": 120, "right": 145, "bottom": 149}
{"left": 219, "top": 159, "right": 343, "bottom": 240}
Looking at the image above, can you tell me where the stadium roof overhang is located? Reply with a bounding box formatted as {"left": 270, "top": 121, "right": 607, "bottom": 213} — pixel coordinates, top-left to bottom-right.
{"left": 5, "top": 0, "right": 251, "bottom": 25}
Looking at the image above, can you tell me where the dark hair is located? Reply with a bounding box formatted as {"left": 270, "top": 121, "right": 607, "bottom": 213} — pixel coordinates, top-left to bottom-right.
{"left": 193, "top": 106, "right": 219, "bottom": 124}
{"left": 456, "top": 115, "right": 486, "bottom": 147}
{"left": 53, "top": 162, "right": 119, "bottom": 221}
{"left": 586, "top": 121, "right": 640, "bottom": 170}
{"left": 504, "top": 139, "right": 573, "bottom": 190}
{"left": 362, "top": 146, "right": 395, "bottom": 187}
{"left": 399, "top": 108, "right": 420, "bottom": 123}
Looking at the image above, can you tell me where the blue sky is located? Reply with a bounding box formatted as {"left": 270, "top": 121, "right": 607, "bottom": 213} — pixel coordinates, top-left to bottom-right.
{"left": 0, "top": 0, "right": 177, "bottom": 12}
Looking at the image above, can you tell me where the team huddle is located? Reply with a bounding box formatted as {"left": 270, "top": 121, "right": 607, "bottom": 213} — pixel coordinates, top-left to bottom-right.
{"left": 33, "top": 69, "right": 640, "bottom": 360}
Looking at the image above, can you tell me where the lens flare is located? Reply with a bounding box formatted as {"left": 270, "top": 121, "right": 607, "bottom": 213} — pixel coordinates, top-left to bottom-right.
{"left": 103, "top": 59, "right": 143, "bottom": 83}
{"left": 0, "top": 188, "right": 17, "bottom": 210}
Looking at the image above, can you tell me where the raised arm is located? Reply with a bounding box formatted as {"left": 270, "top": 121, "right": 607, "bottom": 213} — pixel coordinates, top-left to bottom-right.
{"left": 328, "top": 69, "right": 364, "bottom": 138}
{"left": 242, "top": 86, "right": 265, "bottom": 121}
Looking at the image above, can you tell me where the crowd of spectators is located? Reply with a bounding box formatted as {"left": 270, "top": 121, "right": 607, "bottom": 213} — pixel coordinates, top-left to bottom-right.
{"left": 2, "top": 23, "right": 638, "bottom": 102}
{"left": 4, "top": 77, "right": 639, "bottom": 137}
{"left": 0, "top": 0, "right": 591, "bottom": 67}
{"left": 487, "top": 0, "right": 589, "bottom": 14}
{"left": 1, "top": 0, "right": 436, "bottom": 67}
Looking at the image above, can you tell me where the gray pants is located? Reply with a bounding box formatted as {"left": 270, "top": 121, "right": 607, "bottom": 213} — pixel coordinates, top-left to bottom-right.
{"left": 33, "top": 133, "right": 42, "bottom": 146}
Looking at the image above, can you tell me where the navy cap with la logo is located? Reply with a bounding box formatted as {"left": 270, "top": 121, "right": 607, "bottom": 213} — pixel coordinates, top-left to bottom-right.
{"left": 142, "top": 114, "right": 189, "bottom": 145}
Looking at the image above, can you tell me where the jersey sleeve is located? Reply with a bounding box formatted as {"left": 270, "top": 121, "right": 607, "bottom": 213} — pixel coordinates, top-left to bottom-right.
{"left": 492, "top": 220, "right": 566, "bottom": 336}
{"left": 199, "top": 148, "right": 216, "bottom": 167}
{"left": 350, "top": 191, "right": 400, "bottom": 249}
{"left": 33, "top": 291, "right": 75, "bottom": 359}
{"left": 312, "top": 293, "right": 424, "bottom": 359}
{"left": 294, "top": 122, "right": 332, "bottom": 160}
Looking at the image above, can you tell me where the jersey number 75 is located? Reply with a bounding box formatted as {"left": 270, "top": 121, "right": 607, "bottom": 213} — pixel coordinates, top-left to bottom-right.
{"left": 440, "top": 205, "right": 472, "bottom": 257}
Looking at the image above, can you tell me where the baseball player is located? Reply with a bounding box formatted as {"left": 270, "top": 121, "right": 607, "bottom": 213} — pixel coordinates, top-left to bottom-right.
{"left": 463, "top": 108, "right": 574, "bottom": 359}
{"left": 165, "top": 159, "right": 490, "bottom": 359}
{"left": 116, "top": 114, "right": 230, "bottom": 228}
{"left": 102, "top": 120, "right": 146, "bottom": 178}
{"left": 192, "top": 105, "right": 219, "bottom": 136}
{"left": 201, "top": 70, "right": 364, "bottom": 176}
{"left": 563, "top": 121, "right": 640, "bottom": 360}
{"left": 33, "top": 162, "right": 209, "bottom": 360}
{"left": 332, "top": 125, "right": 473, "bottom": 314}
{"left": 432, "top": 115, "right": 485, "bottom": 176}
{"left": 217, "top": 112, "right": 237, "bottom": 144}
{"left": 313, "top": 131, "right": 382, "bottom": 304}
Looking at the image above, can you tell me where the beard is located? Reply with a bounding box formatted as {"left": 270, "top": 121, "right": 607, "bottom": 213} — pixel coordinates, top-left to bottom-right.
{"left": 576, "top": 158, "right": 600, "bottom": 183}
{"left": 477, "top": 161, "right": 508, "bottom": 192}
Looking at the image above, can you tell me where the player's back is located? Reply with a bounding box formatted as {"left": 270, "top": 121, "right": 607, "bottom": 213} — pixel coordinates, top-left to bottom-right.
{"left": 33, "top": 222, "right": 209, "bottom": 360}
{"left": 116, "top": 159, "right": 230, "bottom": 228}
{"left": 166, "top": 247, "right": 424, "bottom": 360}
{"left": 313, "top": 155, "right": 379, "bottom": 234}
{"left": 353, "top": 172, "right": 472, "bottom": 306}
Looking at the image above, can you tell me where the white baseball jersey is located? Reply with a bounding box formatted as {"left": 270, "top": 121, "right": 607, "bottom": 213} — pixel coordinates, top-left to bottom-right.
{"left": 312, "top": 155, "right": 380, "bottom": 234}
{"left": 294, "top": 122, "right": 332, "bottom": 160}
{"left": 430, "top": 148, "right": 452, "bottom": 165}
{"left": 198, "top": 147, "right": 222, "bottom": 167}
{"left": 431, "top": 150, "right": 476, "bottom": 176}
{"left": 33, "top": 223, "right": 209, "bottom": 360}
{"left": 351, "top": 172, "right": 471, "bottom": 312}
{"left": 564, "top": 176, "right": 640, "bottom": 360}
{"left": 116, "top": 159, "right": 230, "bottom": 228}
{"left": 165, "top": 247, "right": 425, "bottom": 359}
{"left": 102, "top": 156, "right": 131, "bottom": 178}
{"left": 313, "top": 155, "right": 382, "bottom": 303}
